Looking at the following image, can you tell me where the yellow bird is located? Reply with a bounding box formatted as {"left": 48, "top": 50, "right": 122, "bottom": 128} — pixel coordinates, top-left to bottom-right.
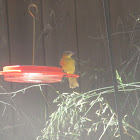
{"left": 60, "top": 51, "right": 79, "bottom": 89}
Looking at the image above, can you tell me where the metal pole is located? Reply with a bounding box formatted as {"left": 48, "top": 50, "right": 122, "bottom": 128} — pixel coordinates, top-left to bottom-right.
{"left": 102, "top": 0, "right": 123, "bottom": 139}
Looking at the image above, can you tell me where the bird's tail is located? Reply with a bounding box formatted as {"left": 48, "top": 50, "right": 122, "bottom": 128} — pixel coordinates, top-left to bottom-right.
{"left": 68, "top": 77, "right": 79, "bottom": 89}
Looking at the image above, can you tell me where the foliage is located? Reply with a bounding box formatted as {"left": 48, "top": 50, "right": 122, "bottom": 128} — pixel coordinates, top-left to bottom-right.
{"left": 37, "top": 81, "right": 140, "bottom": 140}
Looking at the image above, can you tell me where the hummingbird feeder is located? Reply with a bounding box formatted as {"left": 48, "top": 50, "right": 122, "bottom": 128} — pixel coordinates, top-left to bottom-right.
{"left": 0, "top": 4, "right": 79, "bottom": 83}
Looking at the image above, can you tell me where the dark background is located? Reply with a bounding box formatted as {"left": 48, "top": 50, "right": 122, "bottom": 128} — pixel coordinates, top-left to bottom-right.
{"left": 0, "top": 0, "right": 140, "bottom": 139}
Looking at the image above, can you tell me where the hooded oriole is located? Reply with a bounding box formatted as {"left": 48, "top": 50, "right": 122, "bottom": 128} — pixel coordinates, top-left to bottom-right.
{"left": 60, "top": 51, "right": 79, "bottom": 88}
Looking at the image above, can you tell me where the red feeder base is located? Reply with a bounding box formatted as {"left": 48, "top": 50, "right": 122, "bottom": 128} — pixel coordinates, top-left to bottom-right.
{"left": 0, "top": 65, "right": 79, "bottom": 83}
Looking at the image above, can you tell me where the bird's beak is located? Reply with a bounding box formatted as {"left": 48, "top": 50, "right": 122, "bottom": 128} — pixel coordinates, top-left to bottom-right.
{"left": 70, "top": 52, "right": 75, "bottom": 56}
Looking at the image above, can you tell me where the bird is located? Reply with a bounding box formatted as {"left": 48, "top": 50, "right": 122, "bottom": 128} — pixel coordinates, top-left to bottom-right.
{"left": 60, "top": 51, "right": 79, "bottom": 89}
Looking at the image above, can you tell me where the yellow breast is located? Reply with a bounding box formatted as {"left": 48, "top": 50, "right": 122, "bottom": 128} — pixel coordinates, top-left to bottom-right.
{"left": 60, "top": 57, "right": 75, "bottom": 74}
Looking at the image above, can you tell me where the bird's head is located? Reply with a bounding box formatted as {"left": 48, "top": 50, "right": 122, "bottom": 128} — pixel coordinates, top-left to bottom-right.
{"left": 63, "top": 51, "right": 75, "bottom": 58}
